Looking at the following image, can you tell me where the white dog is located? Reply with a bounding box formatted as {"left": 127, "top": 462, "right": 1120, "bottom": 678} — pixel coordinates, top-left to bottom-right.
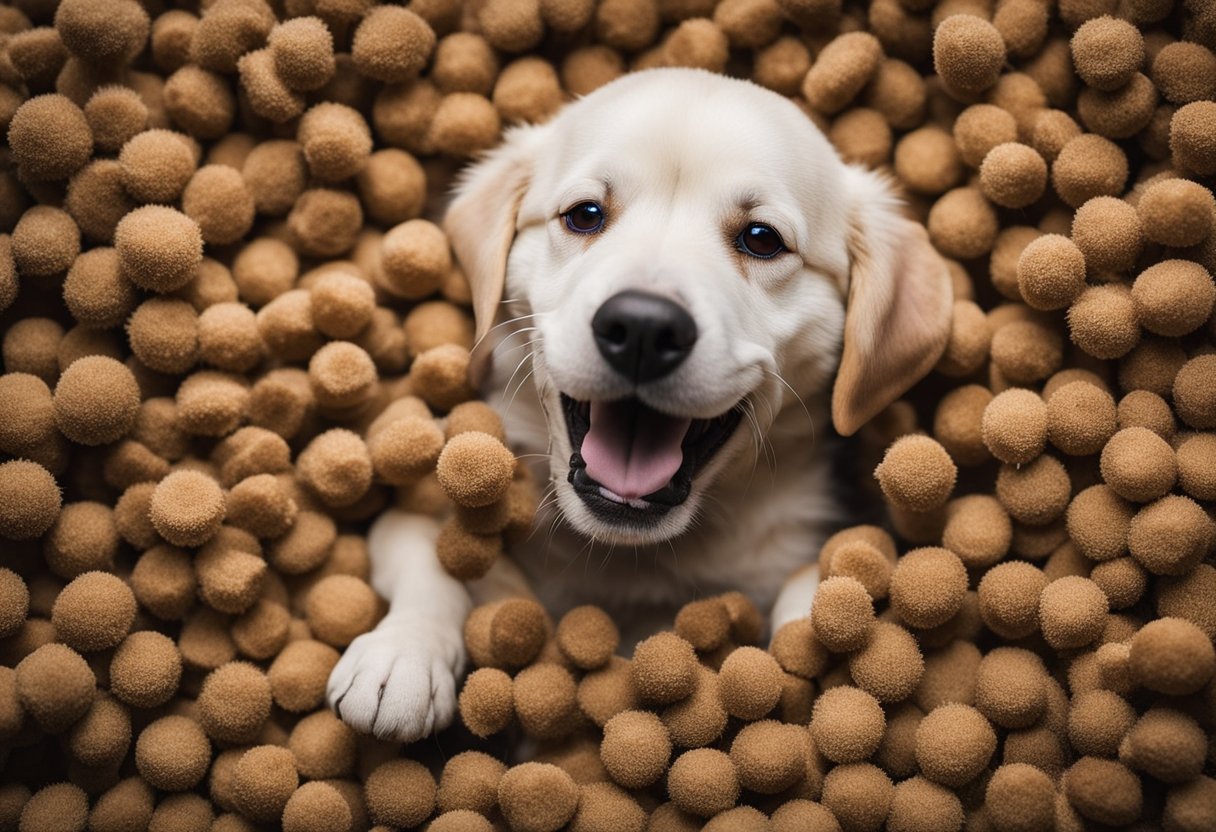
{"left": 327, "top": 68, "right": 952, "bottom": 742}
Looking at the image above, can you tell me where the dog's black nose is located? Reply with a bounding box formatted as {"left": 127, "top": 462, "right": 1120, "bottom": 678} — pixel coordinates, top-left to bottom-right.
{"left": 591, "top": 290, "right": 698, "bottom": 384}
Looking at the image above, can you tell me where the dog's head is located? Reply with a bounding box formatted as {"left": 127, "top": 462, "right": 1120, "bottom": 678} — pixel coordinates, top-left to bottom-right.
{"left": 445, "top": 69, "right": 951, "bottom": 546}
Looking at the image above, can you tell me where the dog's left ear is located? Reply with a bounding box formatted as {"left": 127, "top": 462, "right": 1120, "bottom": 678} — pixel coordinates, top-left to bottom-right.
{"left": 443, "top": 124, "right": 548, "bottom": 385}
{"left": 831, "top": 167, "right": 953, "bottom": 436}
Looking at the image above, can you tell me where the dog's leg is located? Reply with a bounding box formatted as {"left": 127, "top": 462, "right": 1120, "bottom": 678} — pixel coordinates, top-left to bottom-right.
{"left": 769, "top": 562, "right": 820, "bottom": 634}
{"left": 326, "top": 509, "right": 471, "bottom": 742}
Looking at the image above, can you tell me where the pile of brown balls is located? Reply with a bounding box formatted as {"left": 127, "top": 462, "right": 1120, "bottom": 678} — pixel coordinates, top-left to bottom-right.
{"left": 1, "top": 0, "right": 1215, "bottom": 830}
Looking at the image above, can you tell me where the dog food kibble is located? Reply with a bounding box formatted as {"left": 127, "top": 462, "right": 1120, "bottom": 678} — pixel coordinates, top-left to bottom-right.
{"left": 232, "top": 745, "right": 298, "bottom": 823}
{"left": 196, "top": 661, "right": 272, "bottom": 744}
{"left": 134, "top": 715, "right": 210, "bottom": 791}
{"left": 630, "top": 631, "right": 697, "bottom": 705}
{"left": 497, "top": 762, "right": 578, "bottom": 832}
{"left": 600, "top": 709, "right": 671, "bottom": 788}
{"left": 1017, "top": 234, "right": 1086, "bottom": 311}
{"left": 820, "top": 762, "right": 894, "bottom": 832}
{"left": 50, "top": 571, "right": 136, "bottom": 653}
{"left": 556, "top": 605, "right": 619, "bottom": 670}
{"left": 7, "top": 94, "right": 93, "bottom": 181}
{"left": 15, "top": 642, "right": 95, "bottom": 733}
{"left": 889, "top": 547, "right": 966, "bottom": 629}
{"left": 810, "top": 684, "right": 885, "bottom": 764}
{"left": 873, "top": 435, "right": 956, "bottom": 513}
{"left": 114, "top": 205, "right": 203, "bottom": 293}
{"left": 718, "top": 645, "right": 783, "bottom": 720}
{"left": 981, "top": 388, "right": 1048, "bottom": 464}
{"left": 149, "top": 470, "right": 225, "bottom": 547}
{"left": 810, "top": 575, "right": 876, "bottom": 651}
{"left": 978, "top": 561, "right": 1048, "bottom": 639}
{"left": 915, "top": 703, "right": 996, "bottom": 787}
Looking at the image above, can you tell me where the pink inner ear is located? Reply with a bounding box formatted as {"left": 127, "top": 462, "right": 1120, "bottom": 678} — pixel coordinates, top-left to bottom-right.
{"left": 831, "top": 218, "right": 952, "bottom": 437}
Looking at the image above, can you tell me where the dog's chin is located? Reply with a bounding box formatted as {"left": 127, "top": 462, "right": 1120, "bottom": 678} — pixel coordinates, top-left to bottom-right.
{"left": 556, "top": 393, "right": 745, "bottom": 545}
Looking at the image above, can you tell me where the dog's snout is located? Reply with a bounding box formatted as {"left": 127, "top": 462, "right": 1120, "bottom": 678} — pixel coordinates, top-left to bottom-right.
{"left": 591, "top": 290, "right": 697, "bottom": 384}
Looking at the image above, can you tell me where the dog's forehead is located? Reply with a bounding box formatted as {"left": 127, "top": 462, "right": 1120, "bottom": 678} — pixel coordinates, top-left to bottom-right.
{"left": 534, "top": 69, "right": 844, "bottom": 204}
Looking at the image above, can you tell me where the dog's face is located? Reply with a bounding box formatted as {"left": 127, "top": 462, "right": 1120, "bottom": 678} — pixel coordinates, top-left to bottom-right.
{"left": 446, "top": 69, "right": 951, "bottom": 546}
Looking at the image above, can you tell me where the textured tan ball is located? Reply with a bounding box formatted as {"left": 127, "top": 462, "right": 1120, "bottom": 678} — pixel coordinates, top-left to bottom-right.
{"left": 1171, "top": 101, "right": 1216, "bottom": 175}
{"left": 556, "top": 605, "right": 619, "bottom": 670}
{"left": 134, "top": 715, "right": 210, "bottom": 791}
{"left": 1053, "top": 134, "right": 1129, "bottom": 208}
{"left": 1129, "top": 616, "right": 1215, "bottom": 695}
{"left": 109, "top": 630, "right": 181, "bottom": 708}
{"left": 7, "top": 94, "right": 92, "bottom": 181}
{"left": 306, "top": 575, "right": 378, "bottom": 648}
{"left": 802, "top": 31, "right": 882, "bottom": 114}
{"left": 1038, "top": 576, "right": 1109, "bottom": 650}
{"left": 182, "top": 164, "right": 255, "bottom": 246}
{"left": 981, "top": 388, "right": 1047, "bottom": 465}
{"left": 497, "top": 763, "right": 578, "bottom": 832}
{"left": 459, "top": 667, "right": 515, "bottom": 737}
{"left": 268, "top": 639, "right": 340, "bottom": 713}
{"left": 1100, "top": 426, "right": 1177, "bottom": 502}
{"left": 810, "top": 575, "right": 876, "bottom": 652}
{"left": 50, "top": 571, "right": 135, "bottom": 653}
{"left": 53, "top": 356, "right": 139, "bottom": 446}
{"left": 1047, "top": 381, "right": 1117, "bottom": 456}
{"left": 729, "top": 719, "right": 807, "bottom": 795}
{"left": 981, "top": 143, "right": 1048, "bottom": 210}
{"left": 889, "top": 547, "right": 967, "bottom": 630}
{"left": 1017, "top": 234, "right": 1086, "bottom": 311}
{"left": 114, "top": 205, "right": 203, "bottom": 293}
{"left": 810, "top": 684, "right": 885, "bottom": 764}
{"left": 149, "top": 470, "right": 225, "bottom": 548}
{"left": 15, "top": 642, "right": 95, "bottom": 733}
{"left": 1132, "top": 259, "right": 1215, "bottom": 338}
{"left": 380, "top": 219, "right": 452, "bottom": 300}
{"left": 600, "top": 710, "right": 671, "bottom": 788}
{"left": 874, "top": 434, "right": 957, "bottom": 512}
{"left": 1071, "top": 196, "right": 1143, "bottom": 275}
{"left": 821, "top": 763, "right": 894, "bottom": 832}
{"left": 985, "top": 763, "right": 1055, "bottom": 832}
{"left": 927, "top": 187, "right": 999, "bottom": 260}
{"left": 119, "top": 129, "right": 196, "bottom": 204}
{"left": 1063, "top": 757, "right": 1142, "bottom": 826}
{"left": 17, "top": 782, "right": 88, "bottom": 832}
{"left": 0, "top": 460, "right": 61, "bottom": 540}
{"left": 667, "top": 748, "right": 740, "bottom": 818}
{"left": 934, "top": 15, "right": 1005, "bottom": 96}
{"left": 436, "top": 431, "right": 515, "bottom": 508}
{"left": 916, "top": 703, "right": 996, "bottom": 787}
{"left": 630, "top": 631, "right": 697, "bottom": 705}
{"left": 1136, "top": 179, "right": 1215, "bottom": 249}
{"left": 196, "top": 661, "right": 272, "bottom": 744}
{"left": 233, "top": 744, "right": 297, "bottom": 823}
{"left": 718, "top": 645, "right": 783, "bottom": 720}
{"left": 281, "top": 782, "right": 351, "bottom": 832}
{"left": 1071, "top": 16, "right": 1144, "bottom": 91}
{"left": 269, "top": 16, "right": 335, "bottom": 92}
{"left": 975, "top": 647, "right": 1047, "bottom": 729}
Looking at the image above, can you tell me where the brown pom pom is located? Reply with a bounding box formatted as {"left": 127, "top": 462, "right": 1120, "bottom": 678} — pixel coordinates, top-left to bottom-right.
{"left": 114, "top": 205, "right": 202, "bottom": 293}
{"left": 1132, "top": 259, "right": 1215, "bottom": 338}
{"left": 281, "top": 781, "right": 351, "bottom": 832}
{"left": 181, "top": 164, "right": 255, "bottom": 246}
{"left": 306, "top": 575, "right": 377, "bottom": 648}
{"left": 298, "top": 103, "right": 372, "bottom": 184}
{"left": 127, "top": 297, "right": 199, "bottom": 375}
{"left": 874, "top": 435, "right": 957, "bottom": 512}
{"left": 810, "top": 685, "right": 885, "bottom": 764}
{"left": 954, "top": 105, "right": 1019, "bottom": 171}
{"left": 287, "top": 189, "right": 363, "bottom": 259}
{"left": 886, "top": 775, "right": 964, "bottom": 832}
{"left": 50, "top": 571, "right": 134, "bottom": 653}
{"left": 53, "top": 356, "right": 139, "bottom": 446}
{"left": 933, "top": 385, "right": 993, "bottom": 466}
{"left": 269, "top": 16, "right": 335, "bottom": 92}
{"left": 802, "top": 31, "right": 883, "bottom": 114}
{"left": 600, "top": 709, "right": 671, "bottom": 788}
{"left": 1118, "top": 707, "right": 1206, "bottom": 783}
{"left": 934, "top": 15, "right": 1005, "bottom": 96}
{"left": 15, "top": 642, "right": 95, "bottom": 732}
{"left": 1128, "top": 494, "right": 1214, "bottom": 576}
{"left": 1071, "top": 16, "right": 1144, "bottom": 91}
{"left": 1052, "top": 134, "right": 1129, "bottom": 208}
{"left": 1138, "top": 178, "right": 1216, "bottom": 246}
{"left": 889, "top": 547, "right": 967, "bottom": 630}
{"left": 380, "top": 219, "right": 451, "bottom": 300}
{"left": 436, "top": 431, "right": 514, "bottom": 508}
{"left": 984, "top": 763, "right": 1055, "bottom": 832}
{"left": 718, "top": 645, "right": 783, "bottom": 720}
{"left": 242, "top": 141, "right": 306, "bottom": 217}
{"left": 848, "top": 620, "right": 925, "bottom": 704}
{"left": 556, "top": 605, "right": 618, "bottom": 670}
{"left": 18, "top": 783, "right": 88, "bottom": 832}
{"left": 935, "top": 300, "right": 990, "bottom": 377}
{"left": 667, "top": 748, "right": 740, "bottom": 818}
{"left": 728, "top": 719, "right": 807, "bottom": 795}
{"left": 982, "top": 388, "right": 1047, "bottom": 465}
{"left": 460, "top": 667, "right": 515, "bottom": 737}
{"left": 1063, "top": 757, "right": 1142, "bottom": 826}
{"left": 630, "top": 631, "right": 696, "bottom": 705}
{"left": 1038, "top": 576, "right": 1109, "bottom": 650}
{"left": 1171, "top": 100, "right": 1216, "bottom": 175}
{"left": 821, "top": 763, "right": 894, "bottom": 832}
{"left": 978, "top": 561, "right": 1048, "bottom": 639}
{"left": 7, "top": 94, "right": 92, "bottom": 181}
{"left": 197, "top": 661, "right": 271, "bottom": 744}
{"left": 1016, "top": 234, "right": 1086, "bottom": 311}
{"left": 894, "top": 126, "right": 963, "bottom": 196}
{"left": 134, "top": 715, "right": 210, "bottom": 791}
{"left": 1047, "top": 380, "right": 1117, "bottom": 456}
{"left": 975, "top": 647, "right": 1047, "bottom": 729}
{"left": 268, "top": 639, "right": 339, "bottom": 713}
{"left": 1173, "top": 354, "right": 1216, "bottom": 429}
{"left": 497, "top": 762, "right": 578, "bottom": 832}
{"left": 428, "top": 92, "right": 502, "bottom": 157}
{"left": 811, "top": 575, "right": 876, "bottom": 652}
{"left": 149, "top": 470, "right": 225, "bottom": 548}
{"left": 916, "top": 703, "right": 996, "bottom": 787}
{"left": 1129, "top": 616, "right": 1215, "bottom": 695}
{"left": 108, "top": 630, "right": 181, "bottom": 709}
{"left": 118, "top": 129, "right": 197, "bottom": 204}
{"left": 981, "top": 143, "right": 1048, "bottom": 210}
{"left": 437, "top": 750, "right": 505, "bottom": 815}
{"left": 927, "top": 187, "right": 999, "bottom": 260}
{"left": 232, "top": 745, "right": 297, "bottom": 823}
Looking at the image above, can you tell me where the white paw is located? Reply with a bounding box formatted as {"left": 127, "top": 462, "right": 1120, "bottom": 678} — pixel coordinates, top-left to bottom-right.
{"left": 326, "top": 615, "right": 466, "bottom": 743}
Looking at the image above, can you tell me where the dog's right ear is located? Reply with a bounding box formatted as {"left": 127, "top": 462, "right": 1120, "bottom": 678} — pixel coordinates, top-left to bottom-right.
{"left": 443, "top": 124, "right": 548, "bottom": 385}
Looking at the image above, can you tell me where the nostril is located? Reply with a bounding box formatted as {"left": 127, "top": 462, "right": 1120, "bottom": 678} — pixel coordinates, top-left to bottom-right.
{"left": 606, "top": 323, "right": 628, "bottom": 346}
{"left": 592, "top": 290, "right": 698, "bottom": 383}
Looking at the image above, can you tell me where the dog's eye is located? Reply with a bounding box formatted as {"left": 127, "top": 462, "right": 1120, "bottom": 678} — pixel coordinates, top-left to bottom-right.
{"left": 736, "top": 223, "right": 786, "bottom": 259}
{"left": 563, "top": 201, "right": 605, "bottom": 234}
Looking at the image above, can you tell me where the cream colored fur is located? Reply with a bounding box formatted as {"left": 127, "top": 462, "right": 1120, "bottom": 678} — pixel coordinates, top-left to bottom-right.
{"left": 327, "top": 69, "right": 951, "bottom": 742}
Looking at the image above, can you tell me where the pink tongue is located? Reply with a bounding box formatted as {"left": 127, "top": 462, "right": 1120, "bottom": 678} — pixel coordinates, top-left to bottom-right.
{"left": 582, "top": 401, "right": 691, "bottom": 500}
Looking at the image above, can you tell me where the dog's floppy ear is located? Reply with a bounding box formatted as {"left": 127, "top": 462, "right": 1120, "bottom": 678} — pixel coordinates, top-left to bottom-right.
{"left": 831, "top": 167, "right": 953, "bottom": 436}
{"left": 443, "top": 124, "right": 547, "bottom": 384}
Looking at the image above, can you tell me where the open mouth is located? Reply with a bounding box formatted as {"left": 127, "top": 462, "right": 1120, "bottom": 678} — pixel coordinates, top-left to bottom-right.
{"left": 562, "top": 393, "right": 744, "bottom": 523}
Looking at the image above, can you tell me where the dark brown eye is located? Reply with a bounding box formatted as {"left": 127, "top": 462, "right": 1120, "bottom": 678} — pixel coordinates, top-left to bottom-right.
{"left": 564, "top": 201, "right": 605, "bottom": 233}
{"left": 737, "top": 223, "right": 785, "bottom": 259}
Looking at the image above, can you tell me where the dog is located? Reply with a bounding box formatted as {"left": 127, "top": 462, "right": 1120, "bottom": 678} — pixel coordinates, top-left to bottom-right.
{"left": 327, "top": 68, "right": 952, "bottom": 742}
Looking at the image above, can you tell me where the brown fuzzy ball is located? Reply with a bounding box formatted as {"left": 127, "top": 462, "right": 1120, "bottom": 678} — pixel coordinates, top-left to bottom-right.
{"left": 298, "top": 103, "right": 373, "bottom": 183}
{"left": 934, "top": 15, "right": 1005, "bottom": 97}
{"left": 933, "top": 385, "right": 993, "bottom": 466}
{"left": 978, "top": 561, "right": 1048, "bottom": 639}
{"left": 1119, "top": 707, "right": 1206, "bottom": 783}
{"left": 955, "top": 105, "right": 1019, "bottom": 170}
{"left": 803, "top": 31, "right": 883, "bottom": 114}
{"left": 281, "top": 781, "right": 351, "bottom": 832}
{"left": 663, "top": 18, "right": 730, "bottom": 72}
{"left": 1071, "top": 16, "right": 1144, "bottom": 91}
{"left": 1129, "top": 616, "right": 1215, "bottom": 695}
{"left": 53, "top": 356, "right": 139, "bottom": 446}
{"left": 886, "top": 775, "right": 964, "bottom": 832}
{"left": 306, "top": 575, "right": 378, "bottom": 648}
{"left": 1171, "top": 100, "right": 1216, "bottom": 175}
{"left": 437, "top": 750, "right": 505, "bottom": 815}
{"left": 893, "top": 126, "right": 963, "bottom": 196}
{"left": 63, "top": 248, "right": 135, "bottom": 330}
{"left": 182, "top": 164, "right": 255, "bottom": 246}
{"left": 927, "top": 187, "right": 999, "bottom": 260}
{"left": 1152, "top": 40, "right": 1216, "bottom": 104}
{"left": 127, "top": 297, "right": 199, "bottom": 375}
{"left": 11, "top": 206, "right": 80, "bottom": 278}
{"left": 428, "top": 92, "right": 502, "bottom": 157}
{"left": 810, "top": 685, "right": 885, "bottom": 764}
{"left": 436, "top": 431, "right": 515, "bottom": 508}
{"left": 916, "top": 703, "right": 996, "bottom": 787}
{"left": 134, "top": 715, "right": 210, "bottom": 791}
{"left": 242, "top": 140, "right": 306, "bottom": 217}
{"left": 232, "top": 744, "right": 297, "bottom": 823}
{"left": 7, "top": 94, "right": 92, "bottom": 181}
{"left": 1068, "top": 284, "right": 1141, "bottom": 360}
{"left": 15, "top": 642, "right": 95, "bottom": 733}
{"left": 1052, "top": 134, "right": 1129, "bottom": 208}
{"left": 981, "top": 143, "right": 1048, "bottom": 210}
{"left": 821, "top": 763, "right": 894, "bottom": 832}
{"left": 667, "top": 748, "right": 740, "bottom": 818}
{"left": 496, "top": 763, "right": 578, "bottom": 832}
{"left": 1133, "top": 259, "right": 1215, "bottom": 338}
{"left": 811, "top": 575, "right": 876, "bottom": 652}
{"left": 848, "top": 620, "right": 925, "bottom": 703}
{"left": 1063, "top": 757, "right": 1142, "bottom": 826}
{"left": 982, "top": 388, "right": 1047, "bottom": 465}
{"left": 18, "top": 783, "right": 89, "bottom": 832}
{"left": 380, "top": 219, "right": 452, "bottom": 300}
{"left": 718, "top": 645, "right": 783, "bottom": 720}
{"left": 1039, "top": 576, "right": 1109, "bottom": 649}
{"left": 1047, "top": 381, "right": 1117, "bottom": 456}
{"left": 889, "top": 547, "right": 967, "bottom": 630}
{"left": 119, "top": 129, "right": 197, "bottom": 204}
{"left": 990, "top": 319, "right": 1064, "bottom": 385}
{"left": 108, "top": 630, "right": 181, "bottom": 709}
{"left": 1137, "top": 179, "right": 1215, "bottom": 249}
{"left": 269, "top": 16, "right": 335, "bottom": 92}
{"left": 114, "top": 205, "right": 202, "bottom": 293}
{"left": 600, "top": 709, "right": 671, "bottom": 788}
{"left": 0, "top": 373, "right": 55, "bottom": 458}
{"left": 50, "top": 571, "right": 135, "bottom": 653}
{"left": 1017, "top": 234, "right": 1086, "bottom": 311}
{"left": 1031, "top": 108, "right": 1083, "bottom": 164}
{"left": 555, "top": 605, "right": 618, "bottom": 670}
{"left": 149, "top": 470, "right": 225, "bottom": 548}
{"left": 1100, "top": 425, "right": 1178, "bottom": 502}
{"left": 1173, "top": 354, "right": 1216, "bottom": 429}
{"left": 874, "top": 435, "right": 957, "bottom": 512}
{"left": 594, "top": 0, "right": 660, "bottom": 52}
{"left": 975, "top": 647, "right": 1047, "bottom": 729}
{"left": 629, "top": 631, "right": 696, "bottom": 705}
{"left": 984, "top": 763, "right": 1055, "bottom": 832}
{"left": 1129, "top": 494, "right": 1214, "bottom": 575}
{"left": 357, "top": 148, "right": 427, "bottom": 227}
{"left": 197, "top": 661, "right": 272, "bottom": 744}
{"left": 459, "top": 667, "right": 515, "bottom": 737}
{"left": 287, "top": 189, "right": 363, "bottom": 259}
{"left": 267, "top": 639, "right": 340, "bottom": 713}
